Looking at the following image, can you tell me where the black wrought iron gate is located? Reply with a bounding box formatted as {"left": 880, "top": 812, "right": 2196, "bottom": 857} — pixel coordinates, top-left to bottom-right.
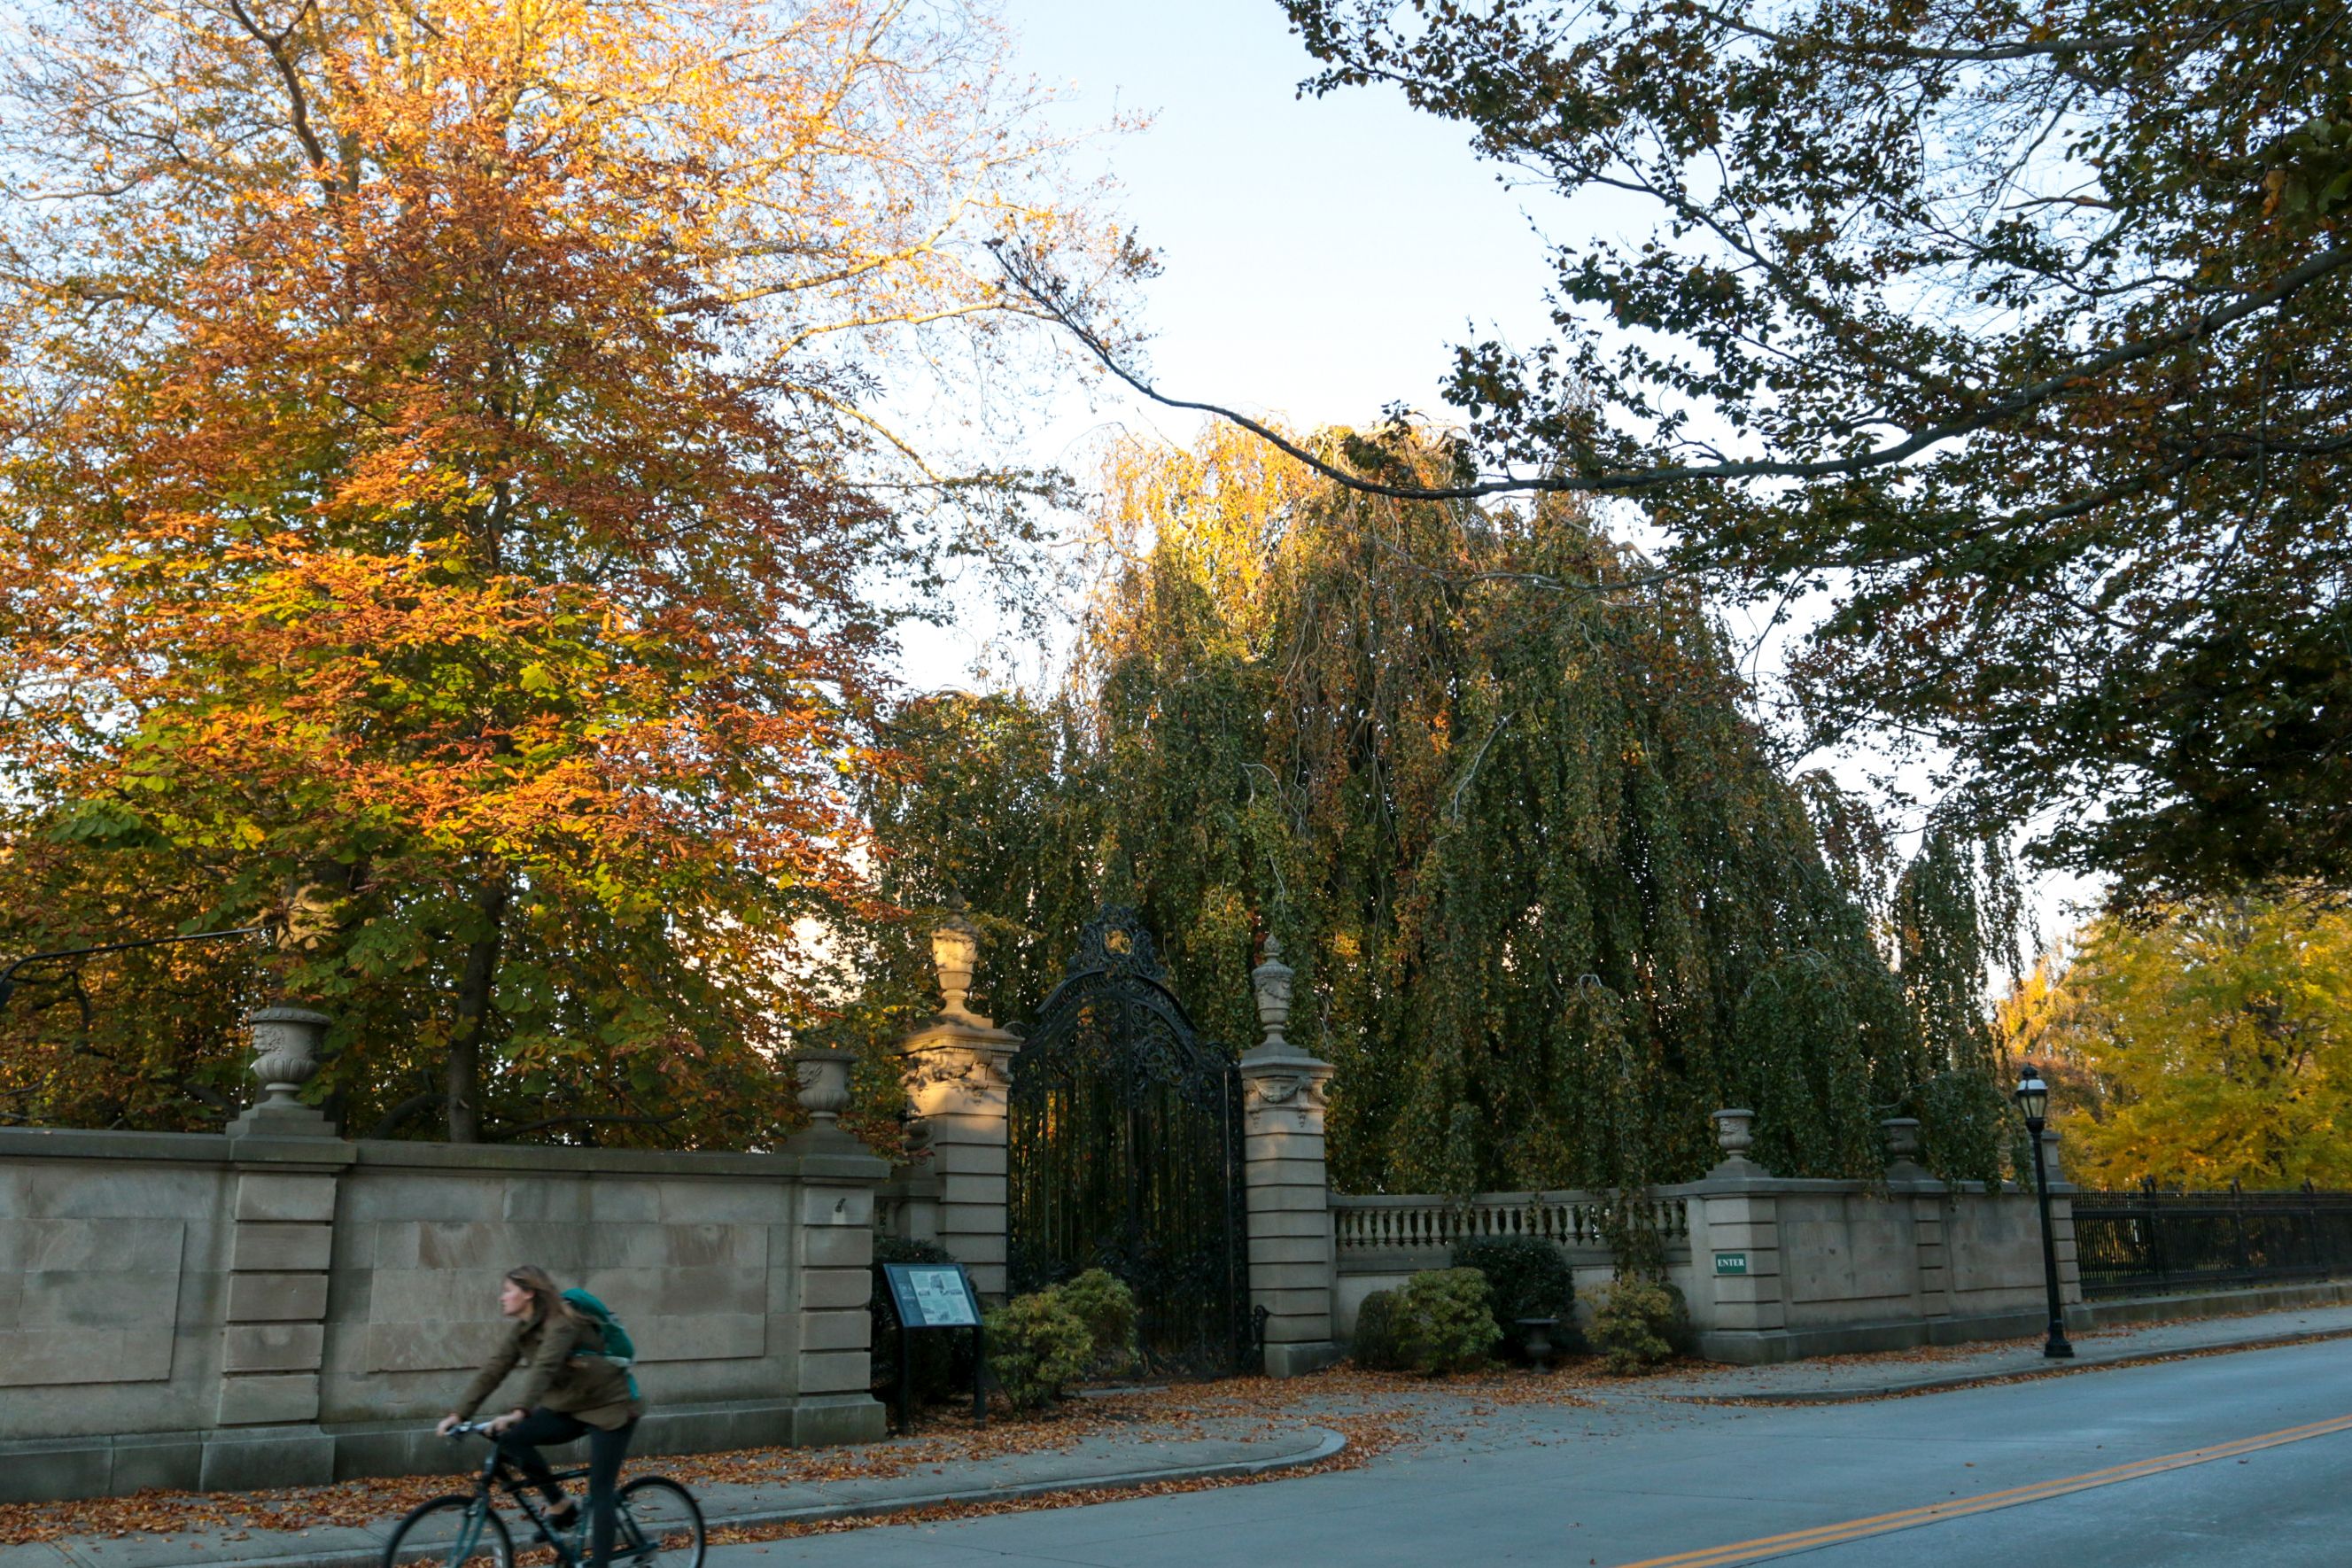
{"left": 1007, "top": 907, "right": 1251, "bottom": 1376}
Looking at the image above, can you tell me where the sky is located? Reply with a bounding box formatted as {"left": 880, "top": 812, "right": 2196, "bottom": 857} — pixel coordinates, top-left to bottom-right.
{"left": 899, "top": 0, "right": 2106, "bottom": 947}
{"left": 901, "top": 0, "right": 1584, "bottom": 679}
{"left": 1007, "top": 0, "right": 1567, "bottom": 433}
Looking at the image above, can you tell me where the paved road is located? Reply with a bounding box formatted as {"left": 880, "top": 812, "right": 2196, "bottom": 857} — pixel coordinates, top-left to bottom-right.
{"left": 710, "top": 1338, "right": 2352, "bottom": 1568}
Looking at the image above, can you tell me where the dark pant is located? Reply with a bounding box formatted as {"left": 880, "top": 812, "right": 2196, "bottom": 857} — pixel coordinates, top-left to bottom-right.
{"left": 497, "top": 1409, "right": 635, "bottom": 1566}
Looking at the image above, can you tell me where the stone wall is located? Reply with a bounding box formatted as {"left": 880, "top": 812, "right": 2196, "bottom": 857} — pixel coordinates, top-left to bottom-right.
{"left": 1673, "top": 1169, "right": 2080, "bottom": 1362}
{"left": 0, "top": 1125, "right": 888, "bottom": 1503}
{"left": 1321, "top": 1128, "right": 2082, "bottom": 1365}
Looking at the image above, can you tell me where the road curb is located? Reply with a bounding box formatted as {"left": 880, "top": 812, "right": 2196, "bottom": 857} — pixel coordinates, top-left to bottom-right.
{"left": 1684, "top": 1326, "right": 2352, "bottom": 1405}
{"left": 101, "top": 1428, "right": 1350, "bottom": 1568}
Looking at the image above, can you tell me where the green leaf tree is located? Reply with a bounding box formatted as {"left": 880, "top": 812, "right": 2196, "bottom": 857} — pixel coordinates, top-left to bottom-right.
{"left": 866, "top": 426, "right": 2021, "bottom": 1193}
{"left": 1007, "top": 0, "right": 2352, "bottom": 901}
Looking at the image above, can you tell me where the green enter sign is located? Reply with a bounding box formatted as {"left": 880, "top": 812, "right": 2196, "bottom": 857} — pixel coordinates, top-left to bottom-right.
{"left": 1713, "top": 1251, "right": 1750, "bottom": 1276}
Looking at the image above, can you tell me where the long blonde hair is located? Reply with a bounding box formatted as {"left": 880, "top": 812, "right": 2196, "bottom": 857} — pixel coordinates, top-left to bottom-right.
{"left": 505, "top": 1264, "right": 578, "bottom": 1327}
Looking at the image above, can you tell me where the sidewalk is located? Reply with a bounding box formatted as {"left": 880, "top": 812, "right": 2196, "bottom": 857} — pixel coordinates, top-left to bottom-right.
{"left": 1639, "top": 1297, "right": 2352, "bottom": 1403}
{"left": 0, "top": 1417, "right": 1344, "bottom": 1568}
{"left": 8, "top": 1295, "right": 2348, "bottom": 1568}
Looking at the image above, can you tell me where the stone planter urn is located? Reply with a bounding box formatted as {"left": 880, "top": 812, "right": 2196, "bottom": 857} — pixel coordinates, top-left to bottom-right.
{"left": 1882, "top": 1117, "right": 1924, "bottom": 1167}
{"left": 1712, "top": 1107, "right": 1756, "bottom": 1159}
{"left": 1516, "top": 1316, "right": 1561, "bottom": 1373}
{"left": 793, "top": 1048, "right": 858, "bottom": 1129}
{"left": 227, "top": 1005, "right": 337, "bottom": 1136}
{"left": 248, "top": 1006, "right": 330, "bottom": 1107}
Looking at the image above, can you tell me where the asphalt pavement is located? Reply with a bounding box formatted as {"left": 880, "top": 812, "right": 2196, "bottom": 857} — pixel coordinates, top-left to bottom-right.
{"left": 710, "top": 1335, "right": 2352, "bottom": 1568}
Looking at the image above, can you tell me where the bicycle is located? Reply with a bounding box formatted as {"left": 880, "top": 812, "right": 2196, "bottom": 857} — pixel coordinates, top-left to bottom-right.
{"left": 380, "top": 1421, "right": 706, "bottom": 1568}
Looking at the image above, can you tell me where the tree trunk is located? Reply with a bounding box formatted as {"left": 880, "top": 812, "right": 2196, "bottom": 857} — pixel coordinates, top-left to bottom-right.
{"left": 445, "top": 883, "right": 510, "bottom": 1144}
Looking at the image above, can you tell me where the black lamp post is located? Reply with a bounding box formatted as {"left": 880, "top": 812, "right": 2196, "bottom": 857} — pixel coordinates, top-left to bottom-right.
{"left": 2014, "top": 1063, "right": 2075, "bottom": 1359}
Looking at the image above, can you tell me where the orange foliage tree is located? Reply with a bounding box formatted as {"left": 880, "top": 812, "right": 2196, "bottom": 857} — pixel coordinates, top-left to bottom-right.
{"left": 0, "top": 0, "right": 1129, "bottom": 1141}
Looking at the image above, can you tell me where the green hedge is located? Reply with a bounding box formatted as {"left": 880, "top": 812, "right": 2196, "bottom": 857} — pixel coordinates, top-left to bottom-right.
{"left": 1590, "top": 1276, "right": 1682, "bottom": 1375}
{"left": 1354, "top": 1268, "right": 1502, "bottom": 1374}
{"left": 983, "top": 1269, "right": 1142, "bottom": 1409}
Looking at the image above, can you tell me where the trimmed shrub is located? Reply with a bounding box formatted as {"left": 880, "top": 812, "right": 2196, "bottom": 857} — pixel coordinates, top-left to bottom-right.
{"left": 984, "top": 1288, "right": 1094, "bottom": 1411}
{"left": 1058, "top": 1268, "right": 1140, "bottom": 1378}
{"left": 1393, "top": 1267, "right": 1503, "bottom": 1374}
{"left": 1452, "top": 1237, "right": 1578, "bottom": 1359}
{"left": 870, "top": 1237, "right": 961, "bottom": 1404}
{"left": 1591, "top": 1276, "right": 1680, "bottom": 1375}
{"left": 1351, "top": 1288, "right": 1405, "bottom": 1370}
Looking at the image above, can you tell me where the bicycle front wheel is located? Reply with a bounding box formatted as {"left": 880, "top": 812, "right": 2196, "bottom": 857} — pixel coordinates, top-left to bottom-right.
{"left": 381, "top": 1493, "right": 514, "bottom": 1567}
{"left": 616, "top": 1476, "right": 705, "bottom": 1567}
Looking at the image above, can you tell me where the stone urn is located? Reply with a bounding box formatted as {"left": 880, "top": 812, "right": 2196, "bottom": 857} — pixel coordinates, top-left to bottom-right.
{"left": 248, "top": 1006, "right": 330, "bottom": 1107}
{"left": 227, "top": 1005, "right": 337, "bottom": 1136}
{"left": 1712, "top": 1107, "right": 1756, "bottom": 1159}
{"left": 928, "top": 901, "right": 981, "bottom": 1018}
{"left": 1251, "top": 935, "right": 1296, "bottom": 1052}
{"left": 1882, "top": 1117, "right": 1926, "bottom": 1173}
{"left": 1516, "top": 1316, "right": 1562, "bottom": 1373}
{"left": 793, "top": 1047, "right": 858, "bottom": 1129}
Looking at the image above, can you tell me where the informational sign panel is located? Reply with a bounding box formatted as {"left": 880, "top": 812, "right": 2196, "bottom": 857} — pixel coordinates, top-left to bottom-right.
{"left": 1713, "top": 1251, "right": 1750, "bottom": 1277}
{"left": 883, "top": 1261, "right": 982, "bottom": 1329}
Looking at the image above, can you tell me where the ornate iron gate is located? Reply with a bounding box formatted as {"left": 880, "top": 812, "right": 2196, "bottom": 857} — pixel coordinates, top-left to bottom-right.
{"left": 1007, "top": 907, "right": 1251, "bottom": 1375}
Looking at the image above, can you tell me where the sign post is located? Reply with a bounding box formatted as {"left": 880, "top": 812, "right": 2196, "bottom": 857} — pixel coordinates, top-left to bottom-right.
{"left": 880, "top": 1261, "right": 987, "bottom": 1432}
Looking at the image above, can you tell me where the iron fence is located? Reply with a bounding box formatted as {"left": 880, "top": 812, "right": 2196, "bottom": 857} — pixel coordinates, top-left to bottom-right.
{"left": 2069, "top": 1182, "right": 2352, "bottom": 1298}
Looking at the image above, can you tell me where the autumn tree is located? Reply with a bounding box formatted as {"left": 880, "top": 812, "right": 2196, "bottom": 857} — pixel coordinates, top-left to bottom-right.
{"left": 0, "top": 0, "right": 1129, "bottom": 1141}
{"left": 861, "top": 425, "right": 2022, "bottom": 1195}
{"left": 2005, "top": 896, "right": 2352, "bottom": 1188}
{"left": 1005, "top": 0, "right": 2352, "bottom": 900}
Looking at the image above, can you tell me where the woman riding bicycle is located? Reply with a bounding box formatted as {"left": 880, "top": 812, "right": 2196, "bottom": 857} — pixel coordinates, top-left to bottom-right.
{"left": 438, "top": 1265, "right": 645, "bottom": 1566}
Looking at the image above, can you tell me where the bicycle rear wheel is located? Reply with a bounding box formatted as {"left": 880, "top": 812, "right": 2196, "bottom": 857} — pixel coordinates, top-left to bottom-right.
{"left": 616, "top": 1476, "right": 705, "bottom": 1567}
{"left": 382, "top": 1493, "right": 515, "bottom": 1567}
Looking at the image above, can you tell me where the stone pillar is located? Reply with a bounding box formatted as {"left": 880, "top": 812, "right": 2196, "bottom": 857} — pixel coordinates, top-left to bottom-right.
{"left": 1675, "top": 1110, "right": 1790, "bottom": 1361}
{"left": 898, "top": 906, "right": 1021, "bottom": 1300}
{"left": 1882, "top": 1123, "right": 1956, "bottom": 1335}
{"left": 781, "top": 1049, "right": 889, "bottom": 1445}
{"left": 208, "top": 1006, "right": 349, "bottom": 1490}
{"left": 1238, "top": 938, "right": 1340, "bottom": 1378}
{"left": 1885, "top": 1118, "right": 1954, "bottom": 1325}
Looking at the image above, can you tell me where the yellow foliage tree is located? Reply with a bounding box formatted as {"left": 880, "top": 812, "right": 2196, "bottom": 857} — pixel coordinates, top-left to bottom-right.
{"left": 2004, "top": 898, "right": 2352, "bottom": 1189}
{"left": 0, "top": 0, "right": 1129, "bottom": 1142}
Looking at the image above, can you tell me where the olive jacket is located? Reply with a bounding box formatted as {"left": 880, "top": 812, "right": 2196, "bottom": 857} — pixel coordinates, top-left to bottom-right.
{"left": 453, "top": 1310, "right": 644, "bottom": 1432}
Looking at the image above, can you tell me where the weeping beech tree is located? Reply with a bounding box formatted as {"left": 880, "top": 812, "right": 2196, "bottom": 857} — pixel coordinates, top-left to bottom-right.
{"left": 867, "top": 426, "right": 2015, "bottom": 1193}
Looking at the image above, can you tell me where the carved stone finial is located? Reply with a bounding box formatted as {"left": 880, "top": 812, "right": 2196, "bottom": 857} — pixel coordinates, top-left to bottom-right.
{"left": 928, "top": 898, "right": 982, "bottom": 1020}
{"left": 1251, "top": 934, "right": 1295, "bottom": 1053}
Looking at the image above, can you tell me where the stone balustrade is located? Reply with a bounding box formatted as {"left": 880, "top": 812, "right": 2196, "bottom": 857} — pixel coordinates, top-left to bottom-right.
{"left": 1330, "top": 1190, "right": 1694, "bottom": 1339}
{"left": 1331, "top": 1191, "right": 1689, "bottom": 1256}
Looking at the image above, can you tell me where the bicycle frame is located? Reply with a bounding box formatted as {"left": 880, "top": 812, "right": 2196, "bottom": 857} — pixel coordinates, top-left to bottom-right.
{"left": 447, "top": 1422, "right": 649, "bottom": 1566}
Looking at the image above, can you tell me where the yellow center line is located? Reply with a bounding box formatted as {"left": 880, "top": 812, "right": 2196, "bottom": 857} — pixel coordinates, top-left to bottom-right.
{"left": 1611, "top": 1411, "right": 2352, "bottom": 1568}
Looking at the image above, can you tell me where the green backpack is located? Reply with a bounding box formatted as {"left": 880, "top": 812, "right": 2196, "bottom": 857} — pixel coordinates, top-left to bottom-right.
{"left": 562, "top": 1287, "right": 639, "bottom": 1392}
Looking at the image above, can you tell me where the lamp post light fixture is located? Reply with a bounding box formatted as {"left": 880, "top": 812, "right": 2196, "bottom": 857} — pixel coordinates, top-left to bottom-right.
{"left": 2014, "top": 1063, "right": 2075, "bottom": 1359}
